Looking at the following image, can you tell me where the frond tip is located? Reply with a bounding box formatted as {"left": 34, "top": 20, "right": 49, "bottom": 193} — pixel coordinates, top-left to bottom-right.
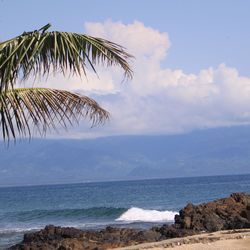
{"left": 0, "top": 24, "right": 133, "bottom": 91}
{"left": 0, "top": 88, "right": 109, "bottom": 141}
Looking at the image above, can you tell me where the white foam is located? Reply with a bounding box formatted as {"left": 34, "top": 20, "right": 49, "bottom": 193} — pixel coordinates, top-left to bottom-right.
{"left": 115, "top": 207, "right": 178, "bottom": 222}
{"left": 0, "top": 227, "right": 40, "bottom": 234}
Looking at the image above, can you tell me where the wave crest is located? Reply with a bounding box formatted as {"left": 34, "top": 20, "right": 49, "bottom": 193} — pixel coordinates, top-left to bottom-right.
{"left": 1, "top": 207, "right": 126, "bottom": 221}
{"left": 116, "top": 207, "right": 178, "bottom": 222}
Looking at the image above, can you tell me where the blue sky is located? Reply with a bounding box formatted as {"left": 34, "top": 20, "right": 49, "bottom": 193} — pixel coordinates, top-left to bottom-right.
{"left": 1, "top": 0, "right": 250, "bottom": 138}
{"left": 1, "top": 0, "right": 249, "bottom": 76}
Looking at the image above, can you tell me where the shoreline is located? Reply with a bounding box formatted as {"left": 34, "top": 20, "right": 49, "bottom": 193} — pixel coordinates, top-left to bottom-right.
{"left": 8, "top": 192, "right": 250, "bottom": 249}
{"left": 113, "top": 229, "right": 250, "bottom": 250}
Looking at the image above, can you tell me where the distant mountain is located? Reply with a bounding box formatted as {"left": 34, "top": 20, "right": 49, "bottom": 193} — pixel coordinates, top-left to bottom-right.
{"left": 1, "top": 126, "right": 250, "bottom": 186}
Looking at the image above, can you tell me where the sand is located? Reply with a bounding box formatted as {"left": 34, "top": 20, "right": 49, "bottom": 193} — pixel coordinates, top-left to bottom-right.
{"left": 113, "top": 229, "right": 250, "bottom": 250}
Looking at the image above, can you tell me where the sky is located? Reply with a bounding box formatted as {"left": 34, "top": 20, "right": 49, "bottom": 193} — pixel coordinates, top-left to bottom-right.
{"left": 1, "top": 0, "right": 250, "bottom": 138}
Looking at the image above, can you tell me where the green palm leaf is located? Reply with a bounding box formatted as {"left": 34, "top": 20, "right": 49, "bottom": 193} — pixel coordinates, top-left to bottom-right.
{"left": 0, "top": 88, "right": 109, "bottom": 141}
{"left": 0, "top": 23, "right": 133, "bottom": 92}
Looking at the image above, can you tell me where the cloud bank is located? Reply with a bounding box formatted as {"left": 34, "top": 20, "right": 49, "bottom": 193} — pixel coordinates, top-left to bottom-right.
{"left": 37, "top": 21, "right": 250, "bottom": 138}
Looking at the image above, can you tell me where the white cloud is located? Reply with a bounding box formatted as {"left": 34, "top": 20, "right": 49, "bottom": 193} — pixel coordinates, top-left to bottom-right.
{"left": 30, "top": 69, "right": 117, "bottom": 95}
{"left": 32, "top": 20, "right": 250, "bottom": 138}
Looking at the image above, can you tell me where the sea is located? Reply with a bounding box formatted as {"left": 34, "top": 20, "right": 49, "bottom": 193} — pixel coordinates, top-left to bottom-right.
{"left": 1, "top": 174, "right": 250, "bottom": 249}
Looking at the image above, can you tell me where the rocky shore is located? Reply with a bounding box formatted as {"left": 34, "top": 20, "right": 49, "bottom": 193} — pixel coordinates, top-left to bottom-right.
{"left": 114, "top": 229, "right": 250, "bottom": 250}
{"left": 9, "top": 192, "right": 250, "bottom": 250}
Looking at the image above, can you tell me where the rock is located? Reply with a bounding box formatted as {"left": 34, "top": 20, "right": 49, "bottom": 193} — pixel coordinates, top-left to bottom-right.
{"left": 9, "top": 225, "right": 195, "bottom": 250}
{"left": 175, "top": 192, "right": 250, "bottom": 232}
{"left": 152, "top": 224, "right": 195, "bottom": 239}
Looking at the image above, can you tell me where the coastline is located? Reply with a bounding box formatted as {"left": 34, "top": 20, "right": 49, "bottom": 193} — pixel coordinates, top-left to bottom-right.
{"left": 113, "top": 229, "right": 250, "bottom": 250}
{"left": 9, "top": 192, "right": 250, "bottom": 250}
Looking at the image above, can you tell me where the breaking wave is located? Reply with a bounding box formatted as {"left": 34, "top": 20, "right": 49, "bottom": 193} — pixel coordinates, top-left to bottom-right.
{"left": 116, "top": 207, "right": 178, "bottom": 222}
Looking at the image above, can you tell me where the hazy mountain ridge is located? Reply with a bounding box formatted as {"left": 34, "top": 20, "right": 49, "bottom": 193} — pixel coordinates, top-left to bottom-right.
{"left": 1, "top": 126, "right": 250, "bottom": 186}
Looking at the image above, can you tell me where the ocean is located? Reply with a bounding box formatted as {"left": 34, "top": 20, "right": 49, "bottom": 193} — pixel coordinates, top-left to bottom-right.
{"left": 1, "top": 174, "right": 250, "bottom": 249}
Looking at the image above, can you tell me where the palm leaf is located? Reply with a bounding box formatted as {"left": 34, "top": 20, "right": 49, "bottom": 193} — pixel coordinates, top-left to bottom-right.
{"left": 0, "top": 23, "right": 133, "bottom": 92}
{"left": 0, "top": 88, "right": 109, "bottom": 141}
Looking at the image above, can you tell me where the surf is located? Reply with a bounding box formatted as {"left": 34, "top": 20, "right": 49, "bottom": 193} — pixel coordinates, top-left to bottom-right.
{"left": 116, "top": 207, "right": 178, "bottom": 222}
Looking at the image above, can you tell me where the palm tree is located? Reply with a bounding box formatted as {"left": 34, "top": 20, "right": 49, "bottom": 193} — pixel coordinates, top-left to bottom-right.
{"left": 0, "top": 24, "right": 133, "bottom": 141}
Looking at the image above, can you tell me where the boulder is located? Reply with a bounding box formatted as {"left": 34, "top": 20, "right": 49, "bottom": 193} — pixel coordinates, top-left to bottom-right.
{"left": 175, "top": 192, "right": 250, "bottom": 231}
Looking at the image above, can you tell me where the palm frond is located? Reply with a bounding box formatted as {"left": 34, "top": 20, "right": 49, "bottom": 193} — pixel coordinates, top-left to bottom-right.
{"left": 0, "top": 87, "right": 109, "bottom": 141}
{"left": 0, "top": 23, "right": 133, "bottom": 92}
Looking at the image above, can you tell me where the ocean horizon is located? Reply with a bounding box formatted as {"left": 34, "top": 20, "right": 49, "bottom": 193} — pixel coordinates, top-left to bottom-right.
{"left": 1, "top": 172, "right": 250, "bottom": 188}
{"left": 1, "top": 174, "right": 250, "bottom": 248}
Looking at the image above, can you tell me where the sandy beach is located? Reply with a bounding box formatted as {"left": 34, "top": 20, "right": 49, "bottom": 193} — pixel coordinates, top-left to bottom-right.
{"left": 114, "top": 229, "right": 250, "bottom": 250}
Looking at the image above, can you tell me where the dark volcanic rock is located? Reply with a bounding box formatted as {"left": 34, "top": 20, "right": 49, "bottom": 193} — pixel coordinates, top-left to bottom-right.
{"left": 175, "top": 192, "right": 250, "bottom": 231}
{"left": 9, "top": 225, "right": 195, "bottom": 250}
{"left": 9, "top": 193, "right": 250, "bottom": 250}
{"left": 153, "top": 224, "right": 195, "bottom": 239}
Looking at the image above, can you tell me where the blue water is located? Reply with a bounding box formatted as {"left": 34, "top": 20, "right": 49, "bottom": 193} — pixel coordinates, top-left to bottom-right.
{"left": 0, "top": 174, "right": 250, "bottom": 248}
